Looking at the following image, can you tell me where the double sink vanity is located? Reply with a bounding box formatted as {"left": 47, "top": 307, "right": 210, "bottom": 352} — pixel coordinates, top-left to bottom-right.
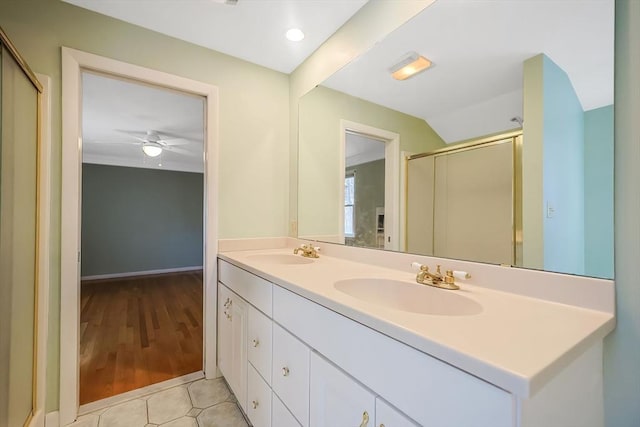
{"left": 216, "top": 239, "right": 614, "bottom": 427}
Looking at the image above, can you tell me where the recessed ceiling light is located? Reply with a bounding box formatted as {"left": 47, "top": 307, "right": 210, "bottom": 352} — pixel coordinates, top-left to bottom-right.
{"left": 389, "top": 52, "right": 432, "bottom": 81}
{"left": 286, "top": 28, "right": 305, "bottom": 42}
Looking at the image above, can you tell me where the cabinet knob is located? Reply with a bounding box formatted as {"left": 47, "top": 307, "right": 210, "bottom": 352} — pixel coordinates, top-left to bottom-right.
{"left": 359, "top": 411, "right": 369, "bottom": 427}
{"left": 282, "top": 366, "right": 290, "bottom": 376}
{"left": 252, "top": 400, "right": 259, "bottom": 409}
{"left": 252, "top": 338, "right": 260, "bottom": 347}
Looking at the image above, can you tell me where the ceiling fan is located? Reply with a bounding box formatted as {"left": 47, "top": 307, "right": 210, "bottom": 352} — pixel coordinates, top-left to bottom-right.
{"left": 116, "top": 129, "right": 194, "bottom": 158}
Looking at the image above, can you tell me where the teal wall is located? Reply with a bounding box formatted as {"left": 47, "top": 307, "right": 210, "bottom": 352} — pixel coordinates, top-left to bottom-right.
{"left": 81, "top": 164, "right": 203, "bottom": 277}
{"left": 605, "top": 1, "right": 640, "bottom": 426}
{"left": 542, "top": 55, "right": 585, "bottom": 275}
{"left": 584, "top": 105, "right": 614, "bottom": 278}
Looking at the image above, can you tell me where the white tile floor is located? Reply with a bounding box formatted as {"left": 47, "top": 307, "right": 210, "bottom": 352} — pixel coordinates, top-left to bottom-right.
{"left": 69, "top": 378, "right": 249, "bottom": 427}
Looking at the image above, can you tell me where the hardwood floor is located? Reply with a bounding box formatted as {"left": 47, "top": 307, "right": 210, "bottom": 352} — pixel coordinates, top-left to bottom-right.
{"left": 79, "top": 271, "right": 203, "bottom": 405}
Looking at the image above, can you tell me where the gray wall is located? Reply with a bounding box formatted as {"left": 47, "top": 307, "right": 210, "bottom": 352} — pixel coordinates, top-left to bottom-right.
{"left": 346, "top": 159, "right": 385, "bottom": 248}
{"left": 81, "top": 164, "right": 203, "bottom": 277}
{"left": 605, "top": 1, "right": 640, "bottom": 426}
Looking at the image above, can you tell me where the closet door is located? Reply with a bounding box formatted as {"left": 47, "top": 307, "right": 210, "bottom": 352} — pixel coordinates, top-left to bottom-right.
{"left": 0, "top": 42, "right": 40, "bottom": 427}
{"left": 406, "top": 155, "right": 435, "bottom": 255}
{"left": 433, "top": 140, "right": 514, "bottom": 265}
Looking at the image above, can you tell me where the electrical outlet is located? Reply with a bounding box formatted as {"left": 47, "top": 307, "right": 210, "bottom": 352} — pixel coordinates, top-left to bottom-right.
{"left": 546, "top": 202, "right": 556, "bottom": 218}
{"left": 289, "top": 220, "right": 298, "bottom": 235}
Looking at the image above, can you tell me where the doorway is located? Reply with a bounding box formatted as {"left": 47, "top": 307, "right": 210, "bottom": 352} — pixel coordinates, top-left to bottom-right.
{"left": 339, "top": 120, "right": 400, "bottom": 251}
{"left": 78, "top": 71, "right": 207, "bottom": 405}
{"left": 61, "top": 48, "right": 219, "bottom": 425}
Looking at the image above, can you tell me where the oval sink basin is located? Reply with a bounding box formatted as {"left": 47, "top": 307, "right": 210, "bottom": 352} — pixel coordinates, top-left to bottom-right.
{"left": 334, "top": 278, "right": 482, "bottom": 316}
{"left": 247, "top": 253, "right": 314, "bottom": 265}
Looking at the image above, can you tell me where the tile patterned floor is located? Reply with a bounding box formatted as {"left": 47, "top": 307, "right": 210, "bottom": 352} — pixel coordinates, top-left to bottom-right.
{"left": 69, "top": 378, "right": 249, "bottom": 427}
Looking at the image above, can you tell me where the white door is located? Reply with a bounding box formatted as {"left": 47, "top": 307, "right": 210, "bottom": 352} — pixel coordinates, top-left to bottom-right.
{"left": 310, "top": 352, "right": 375, "bottom": 427}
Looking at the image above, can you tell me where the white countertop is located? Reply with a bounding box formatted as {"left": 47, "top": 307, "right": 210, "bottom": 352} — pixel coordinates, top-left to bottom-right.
{"left": 218, "top": 248, "right": 614, "bottom": 399}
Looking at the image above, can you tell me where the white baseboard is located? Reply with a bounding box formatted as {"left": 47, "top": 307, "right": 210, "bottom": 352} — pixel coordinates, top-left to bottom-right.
{"left": 81, "top": 266, "right": 203, "bottom": 281}
{"left": 44, "top": 411, "right": 59, "bottom": 427}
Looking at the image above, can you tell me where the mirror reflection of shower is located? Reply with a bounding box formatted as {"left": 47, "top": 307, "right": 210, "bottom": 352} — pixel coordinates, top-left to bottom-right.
{"left": 344, "top": 132, "right": 386, "bottom": 248}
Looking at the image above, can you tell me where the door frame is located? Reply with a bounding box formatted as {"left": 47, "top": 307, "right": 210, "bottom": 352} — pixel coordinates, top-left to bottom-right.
{"left": 338, "top": 120, "right": 400, "bottom": 251}
{"left": 60, "top": 47, "right": 219, "bottom": 425}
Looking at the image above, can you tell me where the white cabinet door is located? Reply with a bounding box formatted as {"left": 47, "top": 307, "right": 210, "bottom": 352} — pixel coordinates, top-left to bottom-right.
{"left": 310, "top": 352, "right": 375, "bottom": 427}
{"left": 247, "top": 363, "right": 272, "bottom": 427}
{"left": 229, "top": 291, "right": 248, "bottom": 411}
{"left": 248, "top": 305, "right": 272, "bottom": 384}
{"left": 217, "top": 283, "right": 232, "bottom": 381}
{"left": 272, "top": 323, "right": 310, "bottom": 426}
{"left": 375, "top": 398, "right": 418, "bottom": 427}
{"left": 217, "top": 283, "right": 248, "bottom": 412}
{"left": 272, "top": 392, "right": 301, "bottom": 427}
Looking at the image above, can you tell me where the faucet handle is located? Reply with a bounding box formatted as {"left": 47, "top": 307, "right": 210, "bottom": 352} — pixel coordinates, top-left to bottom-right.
{"left": 411, "top": 262, "right": 424, "bottom": 271}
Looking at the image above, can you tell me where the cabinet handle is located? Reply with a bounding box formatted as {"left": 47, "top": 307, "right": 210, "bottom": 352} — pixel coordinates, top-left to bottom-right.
{"left": 223, "top": 297, "right": 230, "bottom": 307}
{"left": 359, "top": 411, "right": 369, "bottom": 427}
{"left": 282, "top": 366, "right": 290, "bottom": 376}
{"left": 379, "top": 424, "right": 385, "bottom": 427}
{"left": 252, "top": 400, "right": 259, "bottom": 409}
{"left": 252, "top": 338, "right": 260, "bottom": 347}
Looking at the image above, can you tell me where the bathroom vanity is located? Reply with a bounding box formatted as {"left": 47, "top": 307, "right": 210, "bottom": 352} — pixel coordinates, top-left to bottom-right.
{"left": 216, "top": 240, "right": 614, "bottom": 427}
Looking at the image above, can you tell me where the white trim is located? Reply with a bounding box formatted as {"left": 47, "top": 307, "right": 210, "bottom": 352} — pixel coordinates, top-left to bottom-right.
{"left": 32, "top": 73, "right": 52, "bottom": 427}
{"left": 44, "top": 411, "right": 59, "bottom": 427}
{"left": 78, "top": 371, "right": 205, "bottom": 415}
{"left": 60, "top": 47, "right": 219, "bottom": 426}
{"left": 339, "top": 120, "right": 400, "bottom": 251}
{"left": 80, "top": 266, "right": 203, "bottom": 281}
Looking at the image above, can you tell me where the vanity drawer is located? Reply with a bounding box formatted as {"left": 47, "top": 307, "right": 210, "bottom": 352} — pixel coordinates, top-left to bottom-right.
{"left": 273, "top": 286, "right": 514, "bottom": 427}
{"left": 272, "top": 323, "right": 310, "bottom": 427}
{"left": 247, "top": 363, "right": 272, "bottom": 427}
{"left": 218, "top": 259, "right": 272, "bottom": 316}
{"left": 248, "top": 304, "right": 272, "bottom": 384}
{"left": 272, "top": 392, "right": 301, "bottom": 427}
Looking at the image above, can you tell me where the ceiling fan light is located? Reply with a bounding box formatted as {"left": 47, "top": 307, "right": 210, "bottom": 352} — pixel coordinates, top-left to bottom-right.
{"left": 390, "top": 52, "right": 432, "bottom": 80}
{"left": 142, "top": 142, "right": 163, "bottom": 157}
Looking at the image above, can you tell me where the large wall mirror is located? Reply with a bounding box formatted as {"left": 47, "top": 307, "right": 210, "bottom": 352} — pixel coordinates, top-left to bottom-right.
{"left": 298, "top": 0, "right": 614, "bottom": 279}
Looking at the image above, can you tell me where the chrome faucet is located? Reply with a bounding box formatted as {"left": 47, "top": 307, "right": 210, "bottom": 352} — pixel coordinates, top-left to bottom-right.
{"left": 414, "top": 263, "right": 460, "bottom": 290}
{"left": 293, "top": 243, "right": 320, "bottom": 258}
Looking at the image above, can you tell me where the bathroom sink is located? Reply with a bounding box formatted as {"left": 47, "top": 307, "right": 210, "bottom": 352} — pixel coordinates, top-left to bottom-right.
{"left": 334, "top": 278, "right": 482, "bottom": 316}
{"left": 247, "top": 253, "right": 314, "bottom": 265}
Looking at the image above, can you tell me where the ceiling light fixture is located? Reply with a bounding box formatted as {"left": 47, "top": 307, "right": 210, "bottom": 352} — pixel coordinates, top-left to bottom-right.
{"left": 286, "top": 28, "right": 305, "bottom": 42}
{"left": 142, "top": 141, "right": 163, "bottom": 157}
{"left": 389, "top": 52, "right": 432, "bottom": 81}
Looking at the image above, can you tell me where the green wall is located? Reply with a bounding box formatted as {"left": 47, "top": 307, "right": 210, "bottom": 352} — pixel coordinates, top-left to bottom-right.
{"left": 298, "top": 85, "right": 444, "bottom": 238}
{"left": 584, "top": 105, "right": 614, "bottom": 279}
{"left": 0, "top": 0, "right": 289, "bottom": 411}
{"left": 81, "top": 164, "right": 203, "bottom": 277}
{"left": 347, "top": 159, "right": 385, "bottom": 248}
{"left": 605, "top": 1, "right": 640, "bottom": 425}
